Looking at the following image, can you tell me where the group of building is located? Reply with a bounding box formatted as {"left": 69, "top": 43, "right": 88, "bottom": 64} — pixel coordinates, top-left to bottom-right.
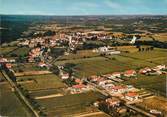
{"left": 88, "top": 75, "right": 139, "bottom": 102}
{"left": 139, "top": 65, "right": 166, "bottom": 75}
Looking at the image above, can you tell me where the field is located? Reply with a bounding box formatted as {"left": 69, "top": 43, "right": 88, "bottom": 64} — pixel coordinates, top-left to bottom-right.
{"left": 124, "top": 74, "right": 166, "bottom": 96}
{"left": 0, "top": 46, "right": 18, "bottom": 55}
{"left": 13, "top": 63, "right": 45, "bottom": 73}
{"left": 55, "top": 48, "right": 167, "bottom": 78}
{"left": 0, "top": 82, "right": 31, "bottom": 116}
{"left": 121, "top": 48, "right": 167, "bottom": 65}
{"left": 58, "top": 50, "right": 100, "bottom": 60}
{"left": 17, "top": 74, "right": 66, "bottom": 91}
{"left": 116, "top": 46, "right": 139, "bottom": 53}
{"left": 8, "top": 46, "right": 30, "bottom": 57}
{"left": 37, "top": 91, "right": 106, "bottom": 116}
{"left": 136, "top": 96, "right": 167, "bottom": 115}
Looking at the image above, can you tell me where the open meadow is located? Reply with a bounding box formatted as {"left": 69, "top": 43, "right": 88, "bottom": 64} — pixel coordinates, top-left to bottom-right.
{"left": 37, "top": 91, "right": 106, "bottom": 116}
{"left": 124, "top": 74, "right": 166, "bottom": 96}
{"left": 55, "top": 48, "right": 166, "bottom": 78}
{"left": 0, "top": 80, "right": 31, "bottom": 116}
{"left": 17, "top": 74, "right": 66, "bottom": 91}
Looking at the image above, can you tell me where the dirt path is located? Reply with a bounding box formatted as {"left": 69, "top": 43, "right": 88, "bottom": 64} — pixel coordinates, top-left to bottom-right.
{"left": 34, "top": 93, "right": 63, "bottom": 99}
{"left": 73, "top": 111, "right": 104, "bottom": 117}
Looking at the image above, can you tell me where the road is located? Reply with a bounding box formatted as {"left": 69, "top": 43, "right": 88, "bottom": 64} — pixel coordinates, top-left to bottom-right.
{"left": 2, "top": 70, "right": 39, "bottom": 117}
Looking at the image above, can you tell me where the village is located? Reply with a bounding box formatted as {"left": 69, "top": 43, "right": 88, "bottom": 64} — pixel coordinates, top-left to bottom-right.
{"left": 1, "top": 26, "right": 167, "bottom": 117}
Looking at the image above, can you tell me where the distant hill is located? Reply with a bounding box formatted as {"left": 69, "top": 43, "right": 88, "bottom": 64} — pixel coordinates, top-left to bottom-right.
{"left": 1, "top": 15, "right": 166, "bottom": 44}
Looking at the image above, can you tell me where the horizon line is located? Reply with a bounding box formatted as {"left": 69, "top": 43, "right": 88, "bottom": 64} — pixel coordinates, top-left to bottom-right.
{"left": 1, "top": 13, "right": 167, "bottom": 16}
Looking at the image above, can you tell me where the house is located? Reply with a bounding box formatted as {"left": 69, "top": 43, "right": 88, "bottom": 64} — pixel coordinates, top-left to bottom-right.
{"left": 106, "top": 98, "right": 120, "bottom": 107}
{"left": 61, "top": 73, "right": 69, "bottom": 79}
{"left": 5, "top": 63, "right": 12, "bottom": 69}
{"left": 0, "top": 58, "right": 8, "bottom": 63}
{"left": 72, "top": 84, "right": 86, "bottom": 89}
{"left": 125, "top": 92, "right": 139, "bottom": 101}
{"left": 8, "top": 59, "right": 16, "bottom": 63}
{"left": 98, "top": 46, "right": 108, "bottom": 52}
{"left": 111, "top": 72, "right": 121, "bottom": 78}
{"left": 124, "top": 70, "right": 136, "bottom": 77}
{"left": 38, "top": 62, "right": 47, "bottom": 67}
{"left": 139, "top": 67, "right": 151, "bottom": 74}
{"left": 111, "top": 85, "right": 127, "bottom": 93}
{"left": 70, "top": 84, "right": 87, "bottom": 94}
{"left": 75, "top": 78, "right": 82, "bottom": 84}
{"left": 152, "top": 65, "right": 166, "bottom": 71}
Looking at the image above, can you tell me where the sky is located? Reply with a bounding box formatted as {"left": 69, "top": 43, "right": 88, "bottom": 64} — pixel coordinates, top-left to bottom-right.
{"left": 0, "top": 0, "right": 167, "bottom": 15}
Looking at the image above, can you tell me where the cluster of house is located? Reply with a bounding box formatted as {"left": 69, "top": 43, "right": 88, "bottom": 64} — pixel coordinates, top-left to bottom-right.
{"left": 60, "top": 72, "right": 93, "bottom": 94}
{"left": 103, "top": 69, "right": 137, "bottom": 80}
{"left": 88, "top": 74, "right": 139, "bottom": 102}
{"left": 69, "top": 78, "right": 93, "bottom": 94}
{"left": 0, "top": 57, "right": 16, "bottom": 63}
{"left": 38, "top": 61, "right": 48, "bottom": 68}
{"left": 94, "top": 97, "right": 121, "bottom": 108}
{"left": 0, "top": 57, "right": 16, "bottom": 69}
{"left": 28, "top": 47, "right": 43, "bottom": 62}
{"left": 139, "top": 65, "right": 166, "bottom": 75}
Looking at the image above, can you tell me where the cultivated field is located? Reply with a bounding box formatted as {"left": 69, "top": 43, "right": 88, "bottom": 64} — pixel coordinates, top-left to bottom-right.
{"left": 55, "top": 48, "right": 167, "bottom": 78}
{"left": 37, "top": 91, "right": 105, "bottom": 116}
{"left": 124, "top": 74, "right": 166, "bottom": 96}
{"left": 0, "top": 46, "right": 18, "bottom": 55}
{"left": 17, "top": 74, "right": 66, "bottom": 91}
{"left": 13, "top": 63, "right": 45, "bottom": 73}
{"left": 0, "top": 82, "right": 31, "bottom": 116}
{"left": 8, "top": 46, "right": 30, "bottom": 57}
{"left": 121, "top": 48, "right": 167, "bottom": 65}
{"left": 136, "top": 96, "right": 167, "bottom": 115}
{"left": 58, "top": 50, "right": 100, "bottom": 60}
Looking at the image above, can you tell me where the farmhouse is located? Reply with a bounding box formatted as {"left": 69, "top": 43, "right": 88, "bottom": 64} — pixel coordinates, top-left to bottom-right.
{"left": 38, "top": 62, "right": 47, "bottom": 67}
{"left": 111, "top": 85, "right": 127, "bottom": 93}
{"left": 125, "top": 92, "right": 139, "bottom": 101}
{"left": 124, "top": 70, "right": 136, "bottom": 77}
{"left": 61, "top": 73, "right": 69, "bottom": 79}
{"left": 5, "top": 63, "right": 12, "bottom": 69}
{"left": 0, "top": 58, "right": 8, "bottom": 63}
{"left": 152, "top": 65, "right": 166, "bottom": 71}
{"left": 111, "top": 72, "right": 122, "bottom": 78}
{"left": 106, "top": 98, "right": 120, "bottom": 107}
{"left": 139, "top": 67, "right": 152, "bottom": 74}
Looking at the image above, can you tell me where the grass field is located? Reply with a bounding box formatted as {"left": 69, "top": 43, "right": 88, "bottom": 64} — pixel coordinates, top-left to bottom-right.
{"left": 8, "top": 46, "right": 30, "bottom": 57}
{"left": 0, "top": 46, "right": 18, "bottom": 55}
{"left": 136, "top": 96, "right": 167, "bottom": 115}
{"left": 124, "top": 74, "right": 166, "bottom": 96}
{"left": 18, "top": 74, "right": 66, "bottom": 91}
{"left": 55, "top": 48, "right": 167, "bottom": 78}
{"left": 121, "top": 48, "right": 167, "bottom": 65}
{"left": 0, "top": 82, "right": 31, "bottom": 117}
{"left": 58, "top": 50, "right": 100, "bottom": 60}
{"left": 13, "top": 63, "right": 44, "bottom": 72}
{"left": 37, "top": 91, "right": 106, "bottom": 116}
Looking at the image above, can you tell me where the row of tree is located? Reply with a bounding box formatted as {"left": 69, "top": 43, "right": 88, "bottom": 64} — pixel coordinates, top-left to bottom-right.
{"left": 138, "top": 46, "right": 154, "bottom": 51}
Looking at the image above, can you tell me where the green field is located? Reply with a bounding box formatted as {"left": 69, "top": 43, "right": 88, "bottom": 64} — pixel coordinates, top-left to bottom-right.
{"left": 18, "top": 74, "right": 66, "bottom": 91}
{"left": 8, "top": 46, "right": 30, "bottom": 57}
{"left": 121, "top": 48, "right": 167, "bottom": 65}
{"left": 0, "top": 83, "right": 31, "bottom": 117}
{"left": 55, "top": 48, "right": 167, "bottom": 78}
{"left": 13, "top": 63, "right": 45, "bottom": 72}
{"left": 59, "top": 50, "right": 100, "bottom": 60}
{"left": 0, "top": 46, "right": 18, "bottom": 55}
{"left": 124, "top": 74, "right": 166, "bottom": 96}
{"left": 37, "top": 91, "right": 105, "bottom": 116}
